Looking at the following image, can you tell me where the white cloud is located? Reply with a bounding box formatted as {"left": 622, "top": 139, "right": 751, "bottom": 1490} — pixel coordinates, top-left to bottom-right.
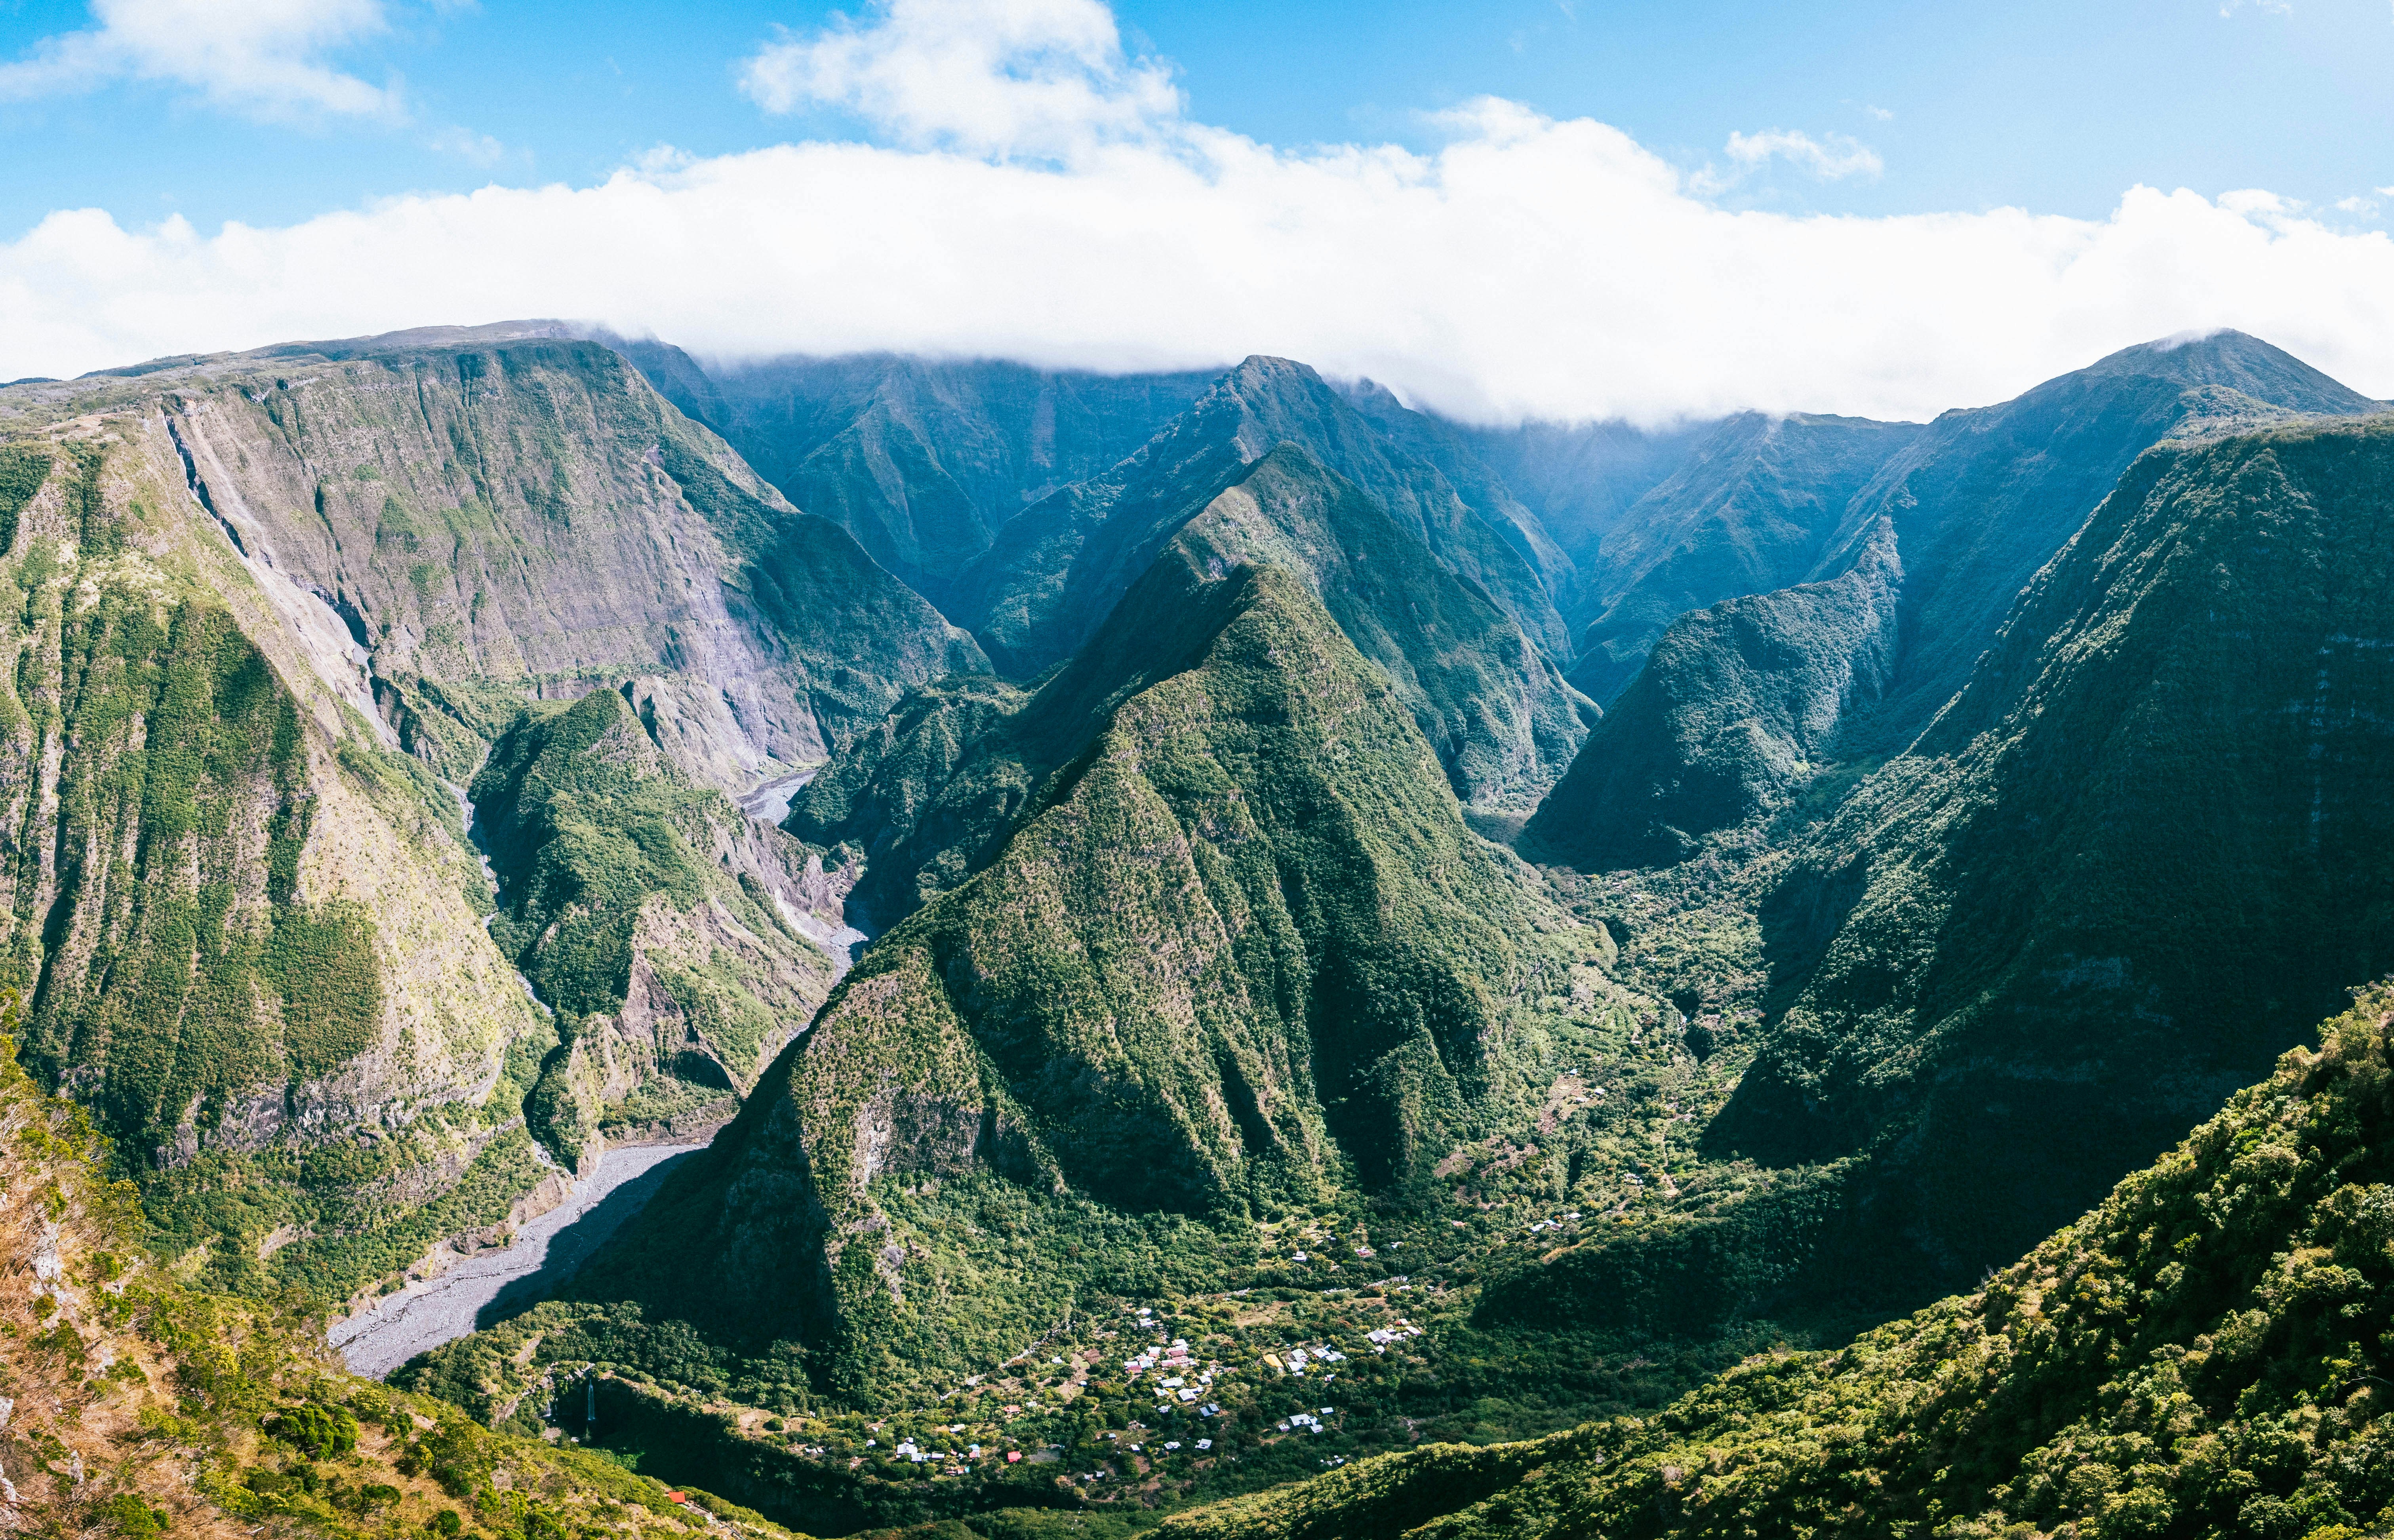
{"left": 1866, "top": 105, "right": 1894, "bottom": 121}
{"left": 1722, "top": 128, "right": 1884, "bottom": 181}
{"left": 741, "top": 0, "right": 1176, "bottom": 158}
{"left": 4, "top": 0, "right": 2394, "bottom": 425}
{"left": 0, "top": 0, "right": 398, "bottom": 121}
{"left": 428, "top": 126, "right": 507, "bottom": 167}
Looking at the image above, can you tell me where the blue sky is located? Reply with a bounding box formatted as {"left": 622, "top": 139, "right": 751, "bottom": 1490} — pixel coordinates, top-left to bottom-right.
{"left": 2, "top": 0, "right": 2392, "bottom": 419}
{"left": 3, "top": 0, "right": 2388, "bottom": 238}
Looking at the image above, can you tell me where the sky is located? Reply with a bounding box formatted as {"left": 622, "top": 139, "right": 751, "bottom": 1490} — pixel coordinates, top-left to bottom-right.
{"left": 1, "top": 0, "right": 2392, "bottom": 422}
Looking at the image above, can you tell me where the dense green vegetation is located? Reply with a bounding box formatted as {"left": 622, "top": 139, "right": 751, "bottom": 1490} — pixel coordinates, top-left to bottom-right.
{"left": 1562, "top": 412, "right": 1921, "bottom": 705}
{"left": 0, "top": 438, "right": 51, "bottom": 548}
{"left": 785, "top": 672, "right": 1032, "bottom": 924}
{"left": 12, "top": 325, "right": 2393, "bottom": 1540}
{"left": 0, "top": 552, "right": 403, "bottom": 1262}
{"left": 472, "top": 686, "right": 840, "bottom": 1165}
{"left": 794, "top": 442, "right": 1595, "bottom": 931}
{"left": 0, "top": 1004, "right": 788, "bottom": 1538}
{"left": 1524, "top": 521, "right": 1902, "bottom": 868}
{"left": 552, "top": 541, "right": 1626, "bottom": 1403}
{"left": 1816, "top": 330, "right": 2375, "bottom": 754}
{"left": 1698, "top": 417, "right": 2394, "bottom": 1301}
{"left": 1165, "top": 984, "right": 2394, "bottom": 1540}
{"left": 621, "top": 342, "right": 1217, "bottom": 612}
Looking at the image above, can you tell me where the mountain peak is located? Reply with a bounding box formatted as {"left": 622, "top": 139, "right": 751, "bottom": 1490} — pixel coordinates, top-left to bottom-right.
{"left": 2074, "top": 327, "right": 2376, "bottom": 414}
{"left": 1221, "top": 353, "right": 1329, "bottom": 395}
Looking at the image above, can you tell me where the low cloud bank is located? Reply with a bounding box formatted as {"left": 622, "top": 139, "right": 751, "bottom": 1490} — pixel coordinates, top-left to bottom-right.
{"left": 4, "top": 0, "right": 2389, "bottom": 423}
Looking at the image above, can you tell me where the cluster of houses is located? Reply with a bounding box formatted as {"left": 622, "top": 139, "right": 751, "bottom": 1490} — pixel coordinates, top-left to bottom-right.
{"left": 1126, "top": 1331, "right": 1226, "bottom": 1413}
{"left": 1263, "top": 1342, "right": 1348, "bottom": 1378}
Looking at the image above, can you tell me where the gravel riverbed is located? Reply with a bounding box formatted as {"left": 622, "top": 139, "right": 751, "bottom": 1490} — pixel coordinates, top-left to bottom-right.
{"left": 328, "top": 1140, "right": 705, "bottom": 1378}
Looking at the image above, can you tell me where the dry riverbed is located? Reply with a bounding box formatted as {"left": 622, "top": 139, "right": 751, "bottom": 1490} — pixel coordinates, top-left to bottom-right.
{"left": 329, "top": 1140, "right": 705, "bottom": 1378}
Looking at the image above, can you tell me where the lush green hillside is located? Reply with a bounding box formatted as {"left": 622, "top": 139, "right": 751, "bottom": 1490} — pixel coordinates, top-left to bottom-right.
{"left": 954, "top": 356, "right": 1575, "bottom": 680}
{"left": 1564, "top": 412, "right": 1921, "bottom": 705}
{"left": 791, "top": 443, "right": 1596, "bottom": 931}
{"left": 0, "top": 416, "right": 567, "bottom": 1309}
{"left": 1165, "top": 984, "right": 2394, "bottom": 1540}
{"left": 1339, "top": 378, "right": 1579, "bottom": 601}
{"left": 0, "top": 1008, "right": 790, "bottom": 1540}
{"left": 1527, "top": 332, "right": 2377, "bottom": 870}
{"left": 934, "top": 364, "right": 1589, "bottom": 810}
{"left": 617, "top": 343, "right": 1217, "bottom": 611}
{"left": 512, "top": 527, "right": 1629, "bottom": 1407}
{"left": 1522, "top": 520, "right": 1902, "bottom": 868}
{"left": 470, "top": 686, "right": 849, "bottom": 1166}
{"left": 1723, "top": 415, "right": 2394, "bottom": 1273}
{"left": 1506, "top": 414, "right": 2394, "bottom": 1346}
{"left": 1816, "top": 329, "right": 2376, "bottom": 754}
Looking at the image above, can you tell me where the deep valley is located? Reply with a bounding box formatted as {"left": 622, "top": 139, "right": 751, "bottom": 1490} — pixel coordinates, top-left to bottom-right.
{"left": 0, "top": 321, "right": 2388, "bottom": 1540}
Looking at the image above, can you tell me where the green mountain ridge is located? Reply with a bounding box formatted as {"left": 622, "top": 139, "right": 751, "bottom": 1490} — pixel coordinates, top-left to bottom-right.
{"left": 469, "top": 685, "right": 853, "bottom": 1167}
{"left": 1526, "top": 331, "right": 2381, "bottom": 872}
{"left": 1499, "top": 412, "right": 2394, "bottom": 1355}
{"left": 1563, "top": 412, "right": 1922, "bottom": 706}
{"left": 1814, "top": 329, "right": 2377, "bottom": 756}
{"left": 15, "top": 316, "right": 2394, "bottom": 1540}
{"left": 537, "top": 521, "right": 1628, "bottom": 1405}
{"left": 952, "top": 355, "right": 1577, "bottom": 680}
{"left": 614, "top": 343, "right": 1219, "bottom": 613}
{"left": 792, "top": 442, "right": 1597, "bottom": 931}
{"left": 0, "top": 326, "right": 974, "bottom": 1319}
{"left": 1522, "top": 518, "right": 1903, "bottom": 868}
{"left": 0, "top": 395, "right": 555, "bottom": 1307}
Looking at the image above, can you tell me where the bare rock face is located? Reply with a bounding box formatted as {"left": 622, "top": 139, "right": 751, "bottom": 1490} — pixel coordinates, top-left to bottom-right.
{"left": 0, "top": 398, "right": 554, "bottom": 1304}
{"left": 144, "top": 333, "right": 983, "bottom": 794}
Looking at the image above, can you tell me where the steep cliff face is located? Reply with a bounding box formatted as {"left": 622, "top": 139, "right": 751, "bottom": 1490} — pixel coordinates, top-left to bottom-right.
{"left": 956, "top": 356, "right": 1577, "bottom": 676}
{"left": 1525, "top": 333, "right": 2378, "bottom": 871}
{"left": 1564, "top": 413, "right": 1921, "bottom": 705}
{"left": 1811, "top": 329, "right": 2378, "bottom": 752}
{"left": 944, "top": 361, "right": 1589, "bottom": 809}
{"left": 789, "top": 444, "right": 1596, "bottom": 934}
{"left": 0, "top": 402, "right": 554, "bottom": 1305}
{"left": 1524, "top": 521, "right": 1902, "bottom": 868}
{"left": 0, "top": 326, "right": 1011, "bottom": 1318}
{"left": 1338, "top": 379, "right": 1578, "bottom": 601}
{"left": 139, "top": 329, "right": 983, "bottom": 793}
{"left": 1440, "top": 415, "right": 1707, "bottom": 600}
{"left": 1500, "top": 416, "right": 2394, "bottom": 1342}
{"left": 618, "top": 344, "right": 1219, "bottom": 612}
{"left": 1717, "top": 418, "right": 2394, "bottom": 1268}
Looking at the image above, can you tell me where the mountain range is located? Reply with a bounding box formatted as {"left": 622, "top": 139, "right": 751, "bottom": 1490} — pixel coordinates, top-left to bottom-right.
{"left": 1, "top": 318, "right": 2387, "bottom": 1539}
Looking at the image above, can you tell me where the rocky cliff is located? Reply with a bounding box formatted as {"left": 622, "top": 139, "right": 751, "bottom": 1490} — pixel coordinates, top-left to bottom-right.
{"left": 0, "top": 394, "right": 552, "bottom": 1305}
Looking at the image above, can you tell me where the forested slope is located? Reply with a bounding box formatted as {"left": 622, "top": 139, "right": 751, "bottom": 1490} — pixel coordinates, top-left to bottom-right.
{"left": 1168, "top": 984, "right": 2394, "bottom": 1540}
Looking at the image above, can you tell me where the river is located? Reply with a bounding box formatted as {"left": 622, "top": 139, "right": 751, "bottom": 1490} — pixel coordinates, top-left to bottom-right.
{"left": 328, "top": 1140, "right": 706, "bottom": 1378}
